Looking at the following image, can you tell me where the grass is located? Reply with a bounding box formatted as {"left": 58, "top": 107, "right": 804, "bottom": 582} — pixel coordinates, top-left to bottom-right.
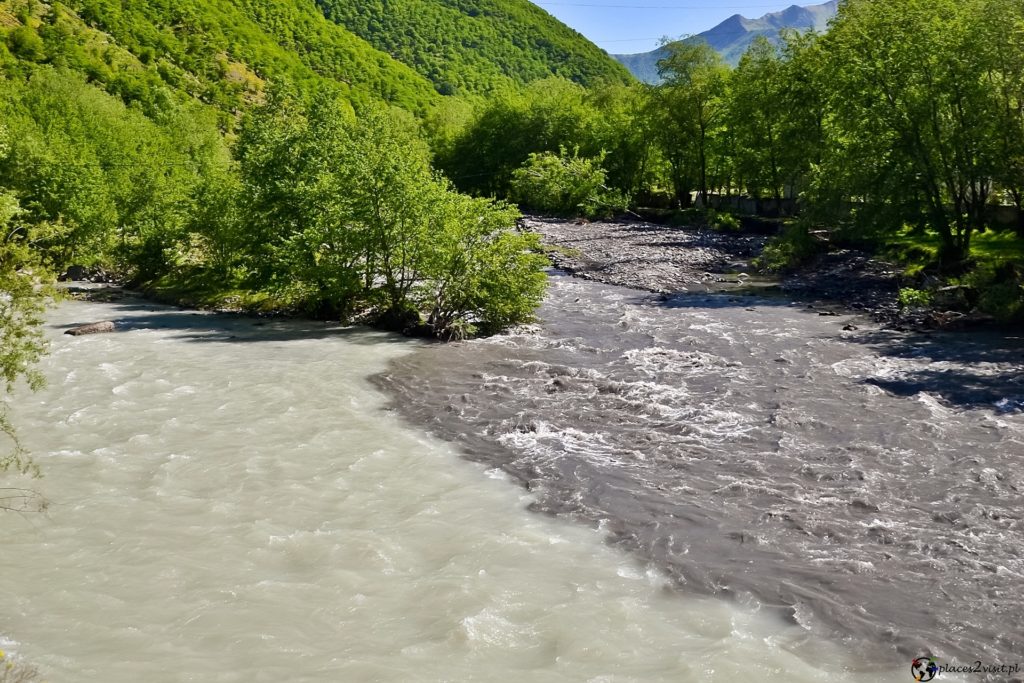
{"left": 878, "top": 225, "right": 1024, "bottom": 321}
{"left": 539, "top": 243, "right": 583, "bottom": 261}
{"left": 971, "top": 230, "right": 1024, "bottom": 263}
{"left": 882, "top": 225, "right": 1024, "bottom": 270}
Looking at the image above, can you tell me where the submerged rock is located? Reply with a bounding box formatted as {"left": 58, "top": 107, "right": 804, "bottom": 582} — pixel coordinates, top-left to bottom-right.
{"left": 60, "top": 265, "right": 90, "bottom": 282}
{"left": 65, "top": 321, "right": 117, "bottom": 336}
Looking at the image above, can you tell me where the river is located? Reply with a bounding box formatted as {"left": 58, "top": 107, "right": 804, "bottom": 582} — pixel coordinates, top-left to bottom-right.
{"left": 1, "top": 276, "right": 1017, "bottom": 680}
{"left": 379, "top": 273, "right": 1024, "bottom": 677}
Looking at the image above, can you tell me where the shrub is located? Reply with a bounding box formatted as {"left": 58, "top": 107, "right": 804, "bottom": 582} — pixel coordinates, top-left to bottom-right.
{"left": 755, "top": 221, "right": 821, "bottom": 273}
{"left": 708, "top": 209, "right": 741, "bottom": 232}
{"left": 419, "top": 194, "right": 548, "bottom": 338}
{"left": 6, "top": 27, "right": 45, "bottom": 62}
{"left": 0, "top": 190, "right": 50, "bottom": 477}
{"left": 898, "top": 287, "right": 932, "bottom": 309}
{"left": 961, "top": 262, "right": 1024, "bottom": 322}
{"left": 510, "top": 147, "right": 627, "bottom": 218}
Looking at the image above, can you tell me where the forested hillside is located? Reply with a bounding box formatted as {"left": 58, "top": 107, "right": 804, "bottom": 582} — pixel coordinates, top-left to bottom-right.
{"left": 0, "top": 0, "right": 549, "bottom": 348}
{"left": 0, "top": 0, "right": 443, "bottom": 116}
{"left": 315, "top": 0, "right": 631, "bottom": 95}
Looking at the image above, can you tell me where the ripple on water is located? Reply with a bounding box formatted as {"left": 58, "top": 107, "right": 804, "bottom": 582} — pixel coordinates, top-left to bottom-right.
{"left": 0, "top": 297, "right": 916, "bottom": 682}
{"left": 378, "top": 274, "right": 1024, "bottom": 678}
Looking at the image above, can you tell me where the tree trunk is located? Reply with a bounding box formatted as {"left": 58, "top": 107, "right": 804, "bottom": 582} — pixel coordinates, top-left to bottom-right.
{"left": 1013, "top": 190, "right": 1024, "bottom": 238}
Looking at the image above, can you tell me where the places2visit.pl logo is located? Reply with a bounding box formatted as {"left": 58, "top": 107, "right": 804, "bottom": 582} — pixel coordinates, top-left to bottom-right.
{"left": 912, "top": 657, "right": 939, "bottom": 681}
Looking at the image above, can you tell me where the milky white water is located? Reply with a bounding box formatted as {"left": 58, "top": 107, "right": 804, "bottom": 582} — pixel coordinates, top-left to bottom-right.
{"left": 0, "top": 298, "right": 906, "bottom": 681}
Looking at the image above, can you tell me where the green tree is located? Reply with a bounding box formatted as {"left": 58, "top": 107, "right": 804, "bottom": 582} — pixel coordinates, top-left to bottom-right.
{"left": 440, "top": 78, "right": 602, "bottom": 197}
{"left": 0, "top": 187, "right": 49, "bottom": 478}
{"left": 726, "top": 32, "right": 828, "bottom": 203}
{"left": 652, "top": 41, "right": 729, "bottom": 206}
{"left": 0, "top": 68, "right": 228, "bottom": 278}
{"left": 980, "top": 0, "right": 1024, "bottom": 235}
{"left": 510, "top": 147, "right": 625, "bottom": 217}
{"left": 821, "top": 0, "right": 1003, "bottom": 266}
{"left": 587, "top": 83, "right": 656, "bottom": 199}
{"left": 237, "top": 91, "right": 547, "bottom": 335}
{"left": 419, "top": 193, "right": 547, "bottom": 338}
{"left": 332, "top": 104, "right": 439, "bottom": 314}
{"left": 729, "top": 37, "right": 787, "bottom": 200}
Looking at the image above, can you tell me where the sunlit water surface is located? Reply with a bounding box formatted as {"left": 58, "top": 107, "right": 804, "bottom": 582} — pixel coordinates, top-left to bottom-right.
{"left": 0, "top": 298, "right": 906, "bottom": 682}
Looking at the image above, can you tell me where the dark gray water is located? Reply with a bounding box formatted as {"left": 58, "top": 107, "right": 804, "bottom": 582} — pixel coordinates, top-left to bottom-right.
{"left": 377, "top": 273, "right": 1024, "bottom": 673}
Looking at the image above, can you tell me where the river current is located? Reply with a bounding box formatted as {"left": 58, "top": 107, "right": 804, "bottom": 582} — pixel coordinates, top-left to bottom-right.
{"left": 378, "top": 274, "right": 1024, "bottom": 676}
{"left": 1, "top": 295, "right": 914, "bottom": 681}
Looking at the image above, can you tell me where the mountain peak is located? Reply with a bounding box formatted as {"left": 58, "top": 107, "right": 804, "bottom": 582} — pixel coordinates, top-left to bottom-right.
{"left": 612, "top": 0, "right": 839, "bottom": 83}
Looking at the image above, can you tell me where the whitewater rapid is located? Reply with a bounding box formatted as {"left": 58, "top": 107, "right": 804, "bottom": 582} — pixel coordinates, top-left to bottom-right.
{"left": 1, "top": 296, "right": 907, "bottom": 681}
{"left": 379, "top": 273, "right": 1024, "bottom": 676}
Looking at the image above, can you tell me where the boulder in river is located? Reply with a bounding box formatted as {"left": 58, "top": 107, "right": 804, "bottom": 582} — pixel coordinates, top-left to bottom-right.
{"left": 65, "top": 321, "right": 117, "bottom": 336}
{"left": 59, "top": 265, "right": 90, "bottom": 282}
{"left": 59, "top": 264, "right": 115, "bottom": 283}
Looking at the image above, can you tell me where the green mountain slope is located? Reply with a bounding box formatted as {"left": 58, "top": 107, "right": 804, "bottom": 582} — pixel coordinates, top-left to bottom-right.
{"left": 1, "top": 0, "right": 443, "bottom": 117}
{"left": 314, "top": 0, "right": 632, "bottom": 95}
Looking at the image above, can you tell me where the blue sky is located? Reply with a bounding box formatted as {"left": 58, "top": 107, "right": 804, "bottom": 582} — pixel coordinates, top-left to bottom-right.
{"left": 530, "top": 1, "right": 808, "bottom": 54}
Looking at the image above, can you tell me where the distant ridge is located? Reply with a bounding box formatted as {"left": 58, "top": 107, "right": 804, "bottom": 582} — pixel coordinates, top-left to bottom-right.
{"left": 613, "top": 1, "right": 839, "bottom": 83}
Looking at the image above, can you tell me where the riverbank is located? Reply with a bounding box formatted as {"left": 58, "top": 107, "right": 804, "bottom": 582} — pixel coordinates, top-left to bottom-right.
{"left": 524, "top": 215, "right": 903, "bottom": 323}
{"left": 525, "top": 215, "right": 1024, "bottom": 333}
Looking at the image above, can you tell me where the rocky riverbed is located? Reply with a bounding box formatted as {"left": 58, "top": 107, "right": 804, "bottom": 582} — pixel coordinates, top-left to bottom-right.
{"left": 523, "top": 216, "right": 903, "bottom": 322}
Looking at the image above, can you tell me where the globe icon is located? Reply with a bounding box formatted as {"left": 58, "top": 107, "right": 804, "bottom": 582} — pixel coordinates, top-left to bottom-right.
{"left": 911, "top": 657, "right": 939, "bottom": 681}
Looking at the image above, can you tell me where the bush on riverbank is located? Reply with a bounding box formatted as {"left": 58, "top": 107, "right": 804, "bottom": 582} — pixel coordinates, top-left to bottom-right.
{"left": 510, "top": 147, "right": 628, "bottom": 219}
{"left": 754, "top": 221, "right": 823, "bottom": 273}
{"left": 956, "top": 261, "right": 1024, "bottom": 322}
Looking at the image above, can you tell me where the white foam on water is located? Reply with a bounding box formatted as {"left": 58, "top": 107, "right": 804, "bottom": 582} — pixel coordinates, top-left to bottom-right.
{"left": 0, "top": 299, "right": 906, "bottom": 682}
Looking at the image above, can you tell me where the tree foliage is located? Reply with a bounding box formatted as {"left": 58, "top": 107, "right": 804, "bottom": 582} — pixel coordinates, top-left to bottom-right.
{"left": 652, "top": 41, "right": 729, "bottom": 206}
{"left": 819, "top": 0, "right": 1006, "bottom": 265}
{"left": 0, "top": 182, "right": 49, "bottom": 476}
{"left": 510, "top": 147, "right": 626, "bottom": 218}
{"left": 727, "top": 35, "right": 824, "bottom": 201}
{"left": 314, "top": 0, "right": 631, "bottom": 96}
{"left": 235, "top": 92, "right": 547, "bottom": 335}
{"left": 14, "top": 0, "right": 441, "bottom": 117}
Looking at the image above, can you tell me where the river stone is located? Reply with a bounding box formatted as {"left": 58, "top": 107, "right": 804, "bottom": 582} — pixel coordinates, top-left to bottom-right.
{"left": 65, "top": 321, "right": 117, "bottom": 336}
{"left": 60, "top": 265, "right": 90, "bottom": 282}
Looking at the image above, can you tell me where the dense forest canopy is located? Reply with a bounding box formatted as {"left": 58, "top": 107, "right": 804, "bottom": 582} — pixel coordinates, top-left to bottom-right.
{"left": 2, "top": 0, "right": 1024, "bottom": 471}
{"left": 314, "top": 0, "right": 632, "bottom": 95}
{"left": 1, "top": 0, "right": 444, "bottom": 117}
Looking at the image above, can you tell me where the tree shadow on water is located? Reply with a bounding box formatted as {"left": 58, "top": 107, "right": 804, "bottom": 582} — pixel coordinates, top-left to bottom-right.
{"left": 845, "top": 329, "right": 1024, "bottom": 412}
{"left": 657, "top": 291, "right": 1024, "bottom": 412}
{"left": 52, "top": 301, "right": 419, "bottom": 346}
